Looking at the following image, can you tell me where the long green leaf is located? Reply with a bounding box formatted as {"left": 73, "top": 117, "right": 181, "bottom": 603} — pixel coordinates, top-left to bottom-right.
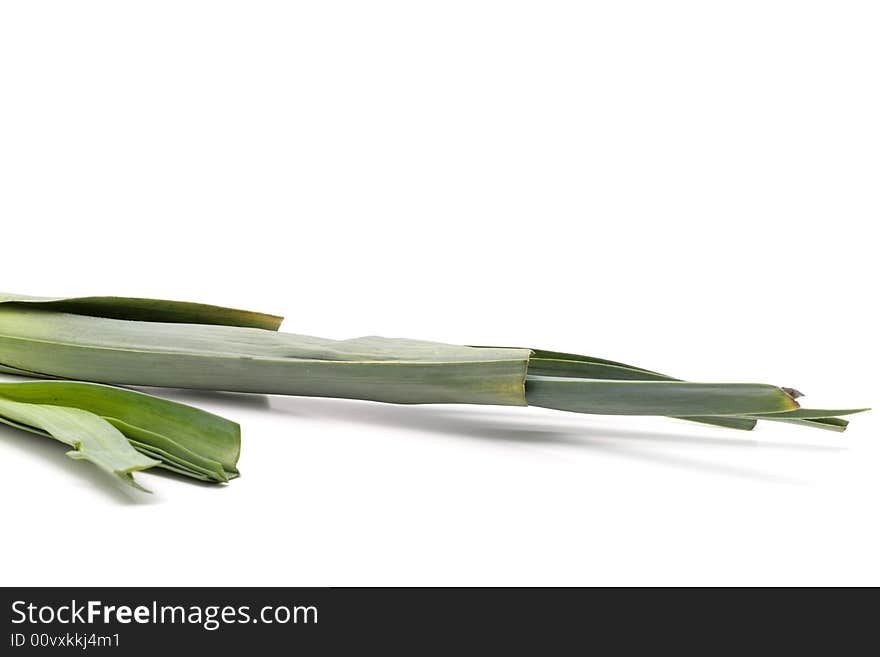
{"left": 518, "top": 348, "right": 663, "bottom": 371}
{"left": 0, "top": 293, "right": 863, "bottom": 436}
{"left": 521, "top": 349, "right": 862, "bottom": 432}
{"left": 482, "top": 347, "right": 757, "bottom": 430}
{"left": 0, "top": 292, "right": 283, "bottom": 330}
{"left": 525, "top": 377, "right": 799, "bottom": 416}
{"left": 760, "top": 417, "right": 850, "bottom": 431}
{"left": 745, "top": 407, "right": 869, "bottom": 419}
{"left": 0, "top": 307, "right": 531, "bottom": 406}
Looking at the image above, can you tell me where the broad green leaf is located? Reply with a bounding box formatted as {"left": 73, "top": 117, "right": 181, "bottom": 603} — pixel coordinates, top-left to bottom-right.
{"left": 522, "top": 349, "right": 862, "bottom": 432}
{"left": 0, "top": 396, "right": 159, "bottom": 491}
{"left": 525, "top": 377, "right": 799, "bottom": 416}
{"left": 515, "top": 349, "right": 759, "bottom": 430}
{"left": 0, "top": 380, "right": 241, "bottom": 483}
{"left": 0, "top": 307, "right": 531, "bottom": 406}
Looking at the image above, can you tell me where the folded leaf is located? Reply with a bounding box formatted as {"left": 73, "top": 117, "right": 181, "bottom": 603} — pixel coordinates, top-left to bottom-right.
{"left": 520, "top": 348, "right": 864, "bottom": 432}
{"left": 0, "top": 380, "right": 241, "bottom": 487}
{"left": 525, "top": 377, "right": 800, "bottom": 416}
{"left": 0, "top": 396, "right": 159, "bottom": 491}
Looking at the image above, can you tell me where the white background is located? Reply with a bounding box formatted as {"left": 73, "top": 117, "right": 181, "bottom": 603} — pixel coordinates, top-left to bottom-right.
{"left": 0, "top": 2, "right": 876, "bottom": 586}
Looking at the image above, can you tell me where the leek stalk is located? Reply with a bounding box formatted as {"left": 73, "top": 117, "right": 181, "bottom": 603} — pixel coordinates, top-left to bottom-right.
{"left": 0, "top": 293, "right": 866, "bottom": 434}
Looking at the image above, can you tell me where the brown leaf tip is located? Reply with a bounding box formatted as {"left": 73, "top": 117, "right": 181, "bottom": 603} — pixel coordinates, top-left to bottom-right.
{"left": 782, "top": 387, "right": 805, "bottom": 400}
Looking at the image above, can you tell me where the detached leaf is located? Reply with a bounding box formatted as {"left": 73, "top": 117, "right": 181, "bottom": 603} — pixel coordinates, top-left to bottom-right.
{"left": 0, "top": 397, "right": 159, "bottom": 491}
{"left": 0, "top": 380, "right": 242, "bottom": 488}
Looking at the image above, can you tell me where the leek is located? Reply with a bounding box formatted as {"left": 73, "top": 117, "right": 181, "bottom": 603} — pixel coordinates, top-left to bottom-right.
{"left": 0, "top": 292, "right": 866, "bottom": 433}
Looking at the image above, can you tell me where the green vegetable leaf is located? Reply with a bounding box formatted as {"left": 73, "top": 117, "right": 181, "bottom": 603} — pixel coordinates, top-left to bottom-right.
{"left": 0, "top": 306, "right": 531, "bottom": 406}
{"left": 0, "top": 293, "right": 865, "bottom": 446}
{"left": 0, "top": 396, "right": 159, "bottom": 491}
{"left": 0, "top": 380, "right": 242, "bottom": 487}
{"left": 525, "top": 377, "right": 800, "bottom": 416}
{"left": 0, "top": 292, "right": 283, "bottom": 330}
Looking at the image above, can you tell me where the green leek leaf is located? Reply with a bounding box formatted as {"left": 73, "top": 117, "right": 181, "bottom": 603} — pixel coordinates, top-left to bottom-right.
{"left": 0, "top": 293, "right": 865, "bottom": 444}
{"left": 0, "top": 395, "right": 159, "bottom": 491}
{"left": 525, "top": 377, "right": 800, "bottom": 416}
{"left": 0, "top": 380, "right": 241, "bottom": 488}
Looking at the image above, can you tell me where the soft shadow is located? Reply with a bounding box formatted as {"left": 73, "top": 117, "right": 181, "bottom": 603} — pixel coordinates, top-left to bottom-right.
{"left": 0, "top": 424, "right": 158, "bottom": 504}
{"left": 137, "top": 387, "right": 271, "bottom": 411}
{"left": 265, "top": 396, "right": 842, "bottom": 485}
{"left": 414, "top": 407, "right": 846, "bottom": 453}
